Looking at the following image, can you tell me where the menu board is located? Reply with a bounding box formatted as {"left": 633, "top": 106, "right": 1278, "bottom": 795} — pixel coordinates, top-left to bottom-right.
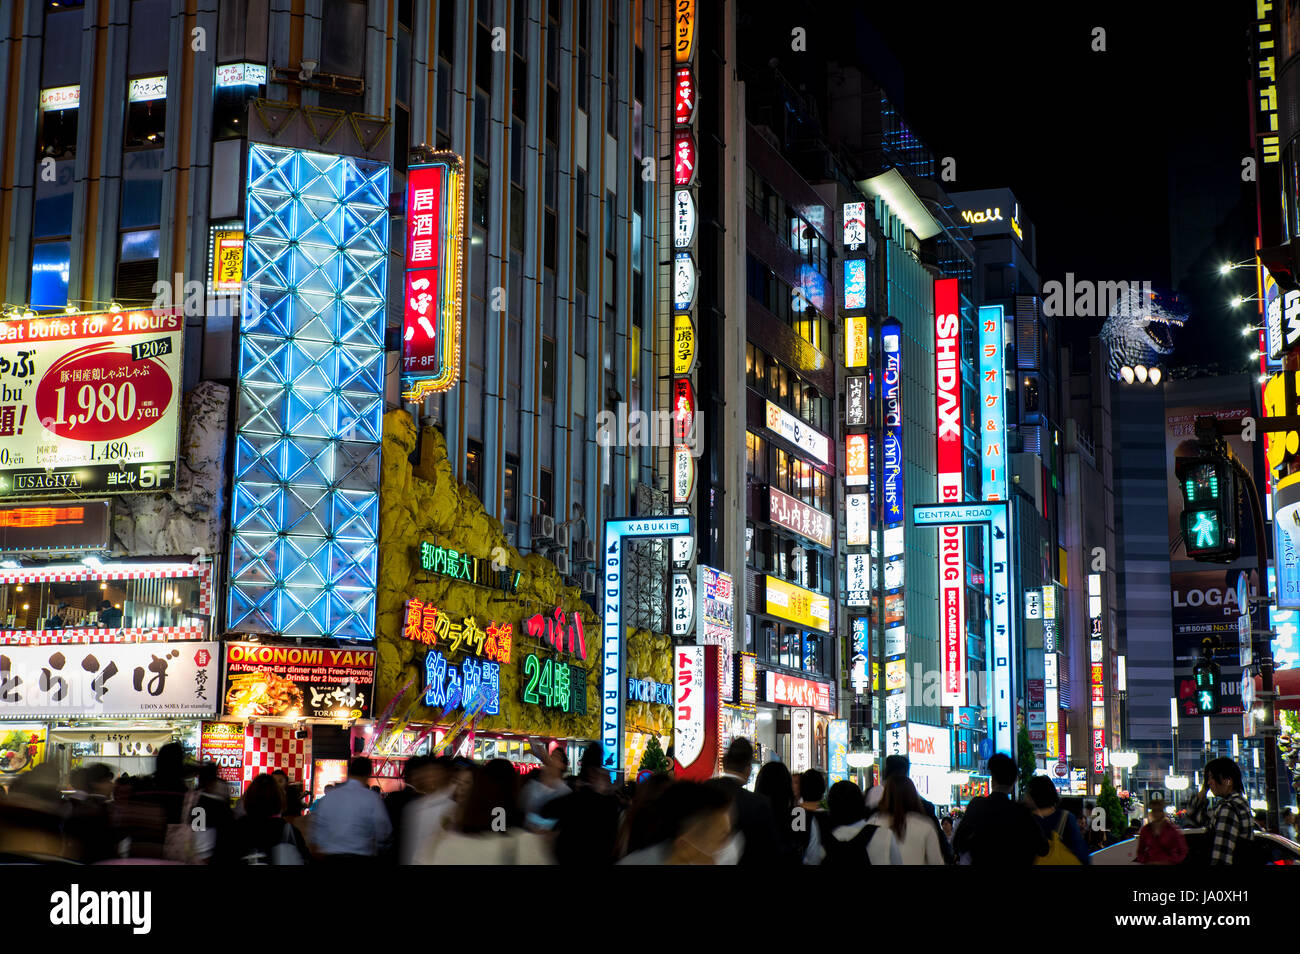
{"left": 199, "top": 721, "right": 245, "bottom": 796}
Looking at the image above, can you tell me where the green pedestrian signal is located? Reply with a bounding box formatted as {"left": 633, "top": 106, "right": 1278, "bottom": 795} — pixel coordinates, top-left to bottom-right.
{"left": 1175, "top": 455, "right": 1239, "bottom": 562}
{"left": 1193, "top": 657, "right": 1221, "bottom": 716}
{"left": 1187, "top": 510, "right": 1220, "bottom": 549}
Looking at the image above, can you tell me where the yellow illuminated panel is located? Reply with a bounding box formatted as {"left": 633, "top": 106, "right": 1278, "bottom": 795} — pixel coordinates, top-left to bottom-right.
{"left": 674, "top": 313, "right": 695, "bottom": 375}
{"left": 764, "top": 575, "right": 830, "bottom": 632}
{"left": 845, "top": 314, "right": 869, "bottom": 368}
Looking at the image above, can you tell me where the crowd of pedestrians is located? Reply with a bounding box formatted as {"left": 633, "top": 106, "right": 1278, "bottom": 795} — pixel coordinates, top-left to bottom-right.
{"left": 0, "top": 738, "right": 1278, "bottom": 865}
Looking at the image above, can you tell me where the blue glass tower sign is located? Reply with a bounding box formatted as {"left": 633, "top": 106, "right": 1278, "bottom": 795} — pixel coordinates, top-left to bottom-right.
{"left": 228, "top": 145, "right": 389, "bottom": 641}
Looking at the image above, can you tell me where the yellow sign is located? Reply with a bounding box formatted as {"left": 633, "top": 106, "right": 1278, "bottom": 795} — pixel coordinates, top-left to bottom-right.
{"left": 212, "top": 229, "right": 244, "bottom": 290}
{"left": 764, "top": 575, "right": 830, "bottom": 632}
{"left": 1045, "top": 721, "right": 1059, "bottom": 759}
{"left": 673, "top": 0, "right": 695, "bottom": 63}
{"left": 1264, "top": 371, "right": 1300, "bottom": 474}
{"left": 846, "top": 314, "right": 869, "bottom": 368}
{"left": 673, "top": 314, "right": 695, "bottom": 374}
{"left": 885, "top": 658, "right": 906, "bottom": 691}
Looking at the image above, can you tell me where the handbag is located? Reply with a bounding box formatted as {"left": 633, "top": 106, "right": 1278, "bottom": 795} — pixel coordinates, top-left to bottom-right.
{"left": 271, "top": 822, "right": 304, "bottom": 865}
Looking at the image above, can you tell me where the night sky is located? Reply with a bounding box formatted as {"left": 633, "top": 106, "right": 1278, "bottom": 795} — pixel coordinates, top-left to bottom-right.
{"left": 741, "top": 0, "right": 1258, "bottom": 371}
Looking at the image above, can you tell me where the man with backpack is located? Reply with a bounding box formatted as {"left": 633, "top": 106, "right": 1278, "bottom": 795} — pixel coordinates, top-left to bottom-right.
{"left": 951, "top": 753, "right": 1048, "bottom": 865}
{"left": 1185, "top": 756, "right": 1254, "bottom": 864}
{"left": 1027, "top": 775, "right": 1089, "bottom": 864}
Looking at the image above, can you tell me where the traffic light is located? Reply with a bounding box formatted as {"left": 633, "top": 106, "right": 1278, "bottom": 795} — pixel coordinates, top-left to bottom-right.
{"left": 1193, "top": 656, "right": 1221, "bottom": 715}
{"left": 1175, "top": 455, "right": 1240, "bottom": 562}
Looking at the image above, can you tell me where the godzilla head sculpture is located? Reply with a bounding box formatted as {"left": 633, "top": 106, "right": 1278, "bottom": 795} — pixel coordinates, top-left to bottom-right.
{"left": 1099, "top": 285, "right": 1187, "bottom": 379}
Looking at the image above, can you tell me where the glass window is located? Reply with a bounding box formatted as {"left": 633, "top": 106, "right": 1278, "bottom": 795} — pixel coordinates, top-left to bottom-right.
{"left": 128, "top": 0, "right": 170, "bottom": 76}
{"left": 504, "top": 453, "right": 520, "bottom": 522}
{"left": 476, "top": 21, "right": 493, "bottom": 91}
{"left": 37, "top": 101, "right": 78, "bottom": 159}
{"left": 33, "top": 160, "right": 75, "bottom": 239}
{"left": 30, "top": 241, "right": 71, "bottom": 311}
{"left": 125, "top": 92, "right": 166, "bottom": 148}
{"left": 465, "top": 438, "right": 483, "bottom": 495}
{"left": 321, "top": 0, "right": 367, "bottom": 76}
{"left": 542, "top": 336, "right": 556, "bottom": 401}
{"left": 41, "top": 7, "right": 83, "bottom": 87}
{"left": 472, "top": 160, "right": 489, "bottom": 229}
{"left": 120, "top": 148, "right": 164, "bottom": 229}
{"left": 509, "top": 186, "right": 525, "bottom": 252}
{"left": 538, "top": 468, "right": 553, "bottom": 517}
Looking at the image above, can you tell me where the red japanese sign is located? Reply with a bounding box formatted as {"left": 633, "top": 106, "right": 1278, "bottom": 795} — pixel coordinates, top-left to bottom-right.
{"left": 673, "top": 377, "right": 695, "bottom": 443}
{"left": 673, "top": 130, "right": 697, "bottom": 187}
{"left": 674, "top": 66, "right": 696, "bottom": 125}
{"left": 402, "top": 155, "right": 465, "bottom": 399}
{"left": 764, "top": 670, "right": 833, "bottom": 713}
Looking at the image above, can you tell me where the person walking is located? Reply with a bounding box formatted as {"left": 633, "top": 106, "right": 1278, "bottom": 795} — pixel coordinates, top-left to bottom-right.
{"left": 864, "top": 775, "right": 945, "bottom": 865}
{"left": 310, "top": 756, "right": 392, "bottom": 863}
{"left": 864, "top": 754, "right": 954, "bottom": 864}
{"left": 1135, "top": 796, "right": 1187, "bottom": 865}
{"left": 754, "top": 761, "right": 800, "bottom": 865}
{"left": 706, "top": 738, "right": 773, "bottom": 865}
{"left": 793, "top": 768, "right": 830, "bottom": 864}
{"left": 1184, "top": 756, "right": 1253, "bottom": 865}
{"left": 404, "top": 756, "right": 458, "bottom": 864}
{"left": 820, "top": 780, "right": 876, "bottom": 865}
{"left": 618, "top": 782, "right": 734, "bottom": 865}
{"left": 189, "top": 763, "right": 236, "bottom": 863}
{"left": 1026, "top": 776, "right": 1090, "bottom": 865}
{"left": 520, "top": 746, "right": 570, "bottom": 830}
{"left": 951, "top": 753, "right": 1048, "bottom": 865}
{"left": 540, "top": 743, "right": 621, "bottom": 865}
{"left": 428, "top": 759, "right": 553, "bottom": 864}
{"left": 213, "top": 774, "right": 309, "bottom": 865}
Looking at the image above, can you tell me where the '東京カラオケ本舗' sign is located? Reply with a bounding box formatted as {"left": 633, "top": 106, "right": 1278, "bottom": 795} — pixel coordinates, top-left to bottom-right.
{"left": 0, "top": 311, "right": 182, "bottom": 497}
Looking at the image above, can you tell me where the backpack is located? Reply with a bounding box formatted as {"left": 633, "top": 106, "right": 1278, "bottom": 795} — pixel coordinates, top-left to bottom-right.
{"left": 1035, "top": 813, "right": 1081, "bottom": 866}
{"left": 821, "top": 824, "right": 878, "bottom": 866}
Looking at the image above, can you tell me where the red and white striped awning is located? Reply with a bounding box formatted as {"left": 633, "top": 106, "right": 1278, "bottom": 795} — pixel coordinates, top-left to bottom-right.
{"left": 0, "top": 625, "right": 207, "bottom": 646}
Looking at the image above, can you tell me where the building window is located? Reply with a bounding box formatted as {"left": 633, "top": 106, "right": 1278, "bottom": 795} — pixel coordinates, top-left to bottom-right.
{"left": 504, "top": 453, "right": 519, "bottom": 523}
{"left": 125, "top": 86, "right": 167, "bottom": 148}
{"left": 542, "top": 336, "right": 556, "bottom": 401}
{"left": 465, "top": 438, "right": 483, "bottom": 497}
{"left": 320, "top": 0, "right": 367, "bottom": 77}
{"left": 538, "top": 468, "right": 553, "bottom": 517}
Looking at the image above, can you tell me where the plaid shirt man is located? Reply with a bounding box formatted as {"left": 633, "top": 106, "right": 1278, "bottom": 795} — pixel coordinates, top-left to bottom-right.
{"left": 1185, "top": 789, "right": 1253, "bottom": 864}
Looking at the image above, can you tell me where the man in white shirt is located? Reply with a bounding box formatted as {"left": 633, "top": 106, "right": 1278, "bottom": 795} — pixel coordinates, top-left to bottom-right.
{"left": 310, "top": 757, "right": 392, "bottom": 863}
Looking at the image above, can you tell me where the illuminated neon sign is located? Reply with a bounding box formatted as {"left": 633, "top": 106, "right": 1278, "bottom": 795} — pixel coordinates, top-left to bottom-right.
{"left": 979, "top": 305, "right": 1007, "bottom": 500}
{"left": 934, "top": 279, "right": 965, "bottom": 706}
{"left": 424, "top": 649, "right": 500, "bottom": 715}
{"left": 419, "top": 541, "right": 520, "bottom": 593}
{"left": 521, "top": 653, "right": 583, "bottom": 713}
{"left": 402, "top": 598, "right": 513, "bottom": 663}
{"left": 402, "top": 155, "right": 465, "bottom": 400}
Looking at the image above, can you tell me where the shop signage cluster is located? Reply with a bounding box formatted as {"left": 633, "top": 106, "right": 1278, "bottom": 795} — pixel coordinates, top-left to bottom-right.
{"left": 223, "top": 643, "right": 374, "bottom": 720}
{"left": 0, "top": 311, "right": 183, "bottom": 498}
{"left": 1089, "top": 572, "right": 1105, "bottom": 773}
{"left": 978, "top": 305, "right": 1007, "bottom": 500}
{"left": 880, "top": 318, "right": 907, "bottom": 756}
{"left": 934, "top": 279, "right": 966, "bottom": 707}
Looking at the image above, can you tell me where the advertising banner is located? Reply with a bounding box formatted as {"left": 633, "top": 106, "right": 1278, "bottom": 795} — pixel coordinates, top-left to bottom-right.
{"left": 199, "top": 721, "right": 245, "bottom": 795}
{"left": 765, "top": 670, "right": 833, "bottom": 712}
{"left": 978, "top": 305, "right": 1006, "bottom": 501}
{"left": 0, "top": 641, "right": 217, "bottom": 718}
{"left": 222, "top": 642, "right": 376, "bottom": 720}
{"left": 1170, "top": 570, "right": 1252, "bottom": 716}
{"left": 402, "top": 156, "right": 465, "bottom": 399}
{"left": 765, "top": 575, "right": 831, "bottom": 632}
{"left": 828, "top": 718, "right": 849, "bottom": 783}
{"left": 0, "top": 310, "right": 182, "bottom": 497}
{"left": 769, "top": 486, "right": 833, "bottom": 549}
